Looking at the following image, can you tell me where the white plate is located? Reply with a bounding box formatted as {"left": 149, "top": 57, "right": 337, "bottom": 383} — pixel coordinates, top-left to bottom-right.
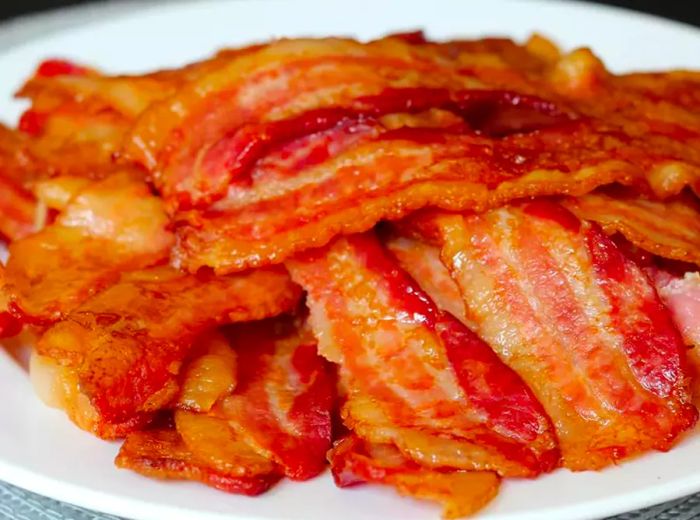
{"left": 1, "top": 1, "right": 700, "bottom": 519}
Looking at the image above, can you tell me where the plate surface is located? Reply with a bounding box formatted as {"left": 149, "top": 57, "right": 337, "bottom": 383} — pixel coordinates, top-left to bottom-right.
{"left": 1, "top": 1, "right": 700, "bottom": 519}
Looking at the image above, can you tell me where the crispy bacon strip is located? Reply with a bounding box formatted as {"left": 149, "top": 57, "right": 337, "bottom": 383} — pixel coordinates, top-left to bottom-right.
{"left": 4, "top": 170, "right": 174, "bottom": 321}
{"left": 116, "top": 427, "right": 280, "bottom": 495}
{"left": 36, "top": 266, "right": 301, "bottom": 431}
{"left": 404, "top": 202, "right": 697, "bottom": 469}
{"left": 563, "top": 192, "right": 700, "bottom": 266}
{"left": 213, "top": 317, "right": 334, "bottom": 481}
{"left": 329, "top": 435, "right": 500, "bottom": 519}
{"left": 288, "top": 233, "right": 559, "bottom": 477}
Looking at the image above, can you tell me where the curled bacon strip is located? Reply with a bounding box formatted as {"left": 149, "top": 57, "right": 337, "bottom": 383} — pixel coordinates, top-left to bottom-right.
{"left": 211, "top": 317, "right": 334, "bottom": 481}
{"left": 36, "top": 266, "right": 301, "bottom": 432}
{"left": 4, "top": 171, "right": 174, "bottom": 322}
{"left": 329, "top": 435, "right": 500, "bottom": 519}
{"left": 564, "top": 192, "right": 700, "bottom": 266}
{"left": 403, "top": 202, "right": 697, "bottom": 469}
{"left": 288, "top": 232, "right": 559, "bottom": 477}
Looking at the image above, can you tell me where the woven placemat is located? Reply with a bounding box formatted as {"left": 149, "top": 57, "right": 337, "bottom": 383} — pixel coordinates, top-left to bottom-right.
{"left": 0, "top": 478, "right": 699, "bottom": 520}
{"left": 2, "top": 1, "right": 700, "bottom": 519}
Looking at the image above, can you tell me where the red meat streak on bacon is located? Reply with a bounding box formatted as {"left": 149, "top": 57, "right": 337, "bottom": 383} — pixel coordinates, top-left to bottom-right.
{"left": 35, "top": 59, "right": 89, "bottom": 78}
{"left": 18, "top": 110, "right": 48, "bottom": 137}
{"left": 17, "top": 60, "right": 90, "bottom": 137}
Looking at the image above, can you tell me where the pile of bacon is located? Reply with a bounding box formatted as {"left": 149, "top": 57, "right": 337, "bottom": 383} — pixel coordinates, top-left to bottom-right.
{"left": 1, "top": 31, "right": 700, "bottom": 517}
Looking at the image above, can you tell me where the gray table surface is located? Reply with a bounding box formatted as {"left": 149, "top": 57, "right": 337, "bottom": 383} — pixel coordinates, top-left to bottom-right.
{"left": 2, "top": 2, "right": 700, "bottom": 519}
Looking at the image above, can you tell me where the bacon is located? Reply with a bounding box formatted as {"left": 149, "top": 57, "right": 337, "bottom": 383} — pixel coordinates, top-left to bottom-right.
{"left": 177, "top": 332, "right": 238, "bottom": 413}
{"left": 111, "top": 36, "right": 700, "bottom": 274}
{"left": 119, "top": 315, "right": 333, "bottom": 485}
{"left": 212, "top": 316, "right": 335, "bottom": 481}
{"left": 174, "top": 411, "right": 280, "bottom": 478}
{"left": 4, "top": 170, "right": 174, "bottom": 322}
{"left": 384, "top": 234, "right": 467, "bottom": 322}
{"left": 164, "top": 88, "right": 569, "bottom": 208}
{"left": 0, "top": 264, "right": 22, "bottom": 338}
{"left": 652, "top": 269, "right": 700, "bottom": 399}
{"left": 30, "top": 352, "right": 149, "bottom": 439}
{"left": 15, "top": 61, "right": 176, "bottom": 179}
{"left": 0, "top": 126, "right": 38, "bottom": 241}
{"left": 288, "top": 232, "right": 559, "bottom": 477}
{"left": 115, "top": 426, "right": 280, "bottom": 495}
{"left": 36, "top": 265, "right": 301, "bottom": 431}
{"left": 0, "top": 176, "right": 36, "bottom": 242}
{"left": 329, "top": 435, "right": 500, "bottom": 519}
{"left": 403, "top": 202, "right": 697, "bottom": 469}
{"left": 122, "top": 37, "right": 477, "bottom": 175}
{"left": 176, "top": 116, "right": 653, "bottom": 273}
{"left": 563, "top": 192, "right": 700, "bottom": 266}
{"left": 14, "top": 51, "right": 275, "bottom": 180}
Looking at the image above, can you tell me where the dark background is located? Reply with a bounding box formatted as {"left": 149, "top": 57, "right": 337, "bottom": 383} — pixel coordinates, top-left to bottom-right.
{"left": 0, "top": 0, "right": 699, "bottom": 27}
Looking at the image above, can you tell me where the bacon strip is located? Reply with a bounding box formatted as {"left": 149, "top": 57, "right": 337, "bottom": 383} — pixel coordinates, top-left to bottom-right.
{"left": 564, "top": 192, "right": 700, "bottom": 266}
{"left": 404, "top": 202, "right": 697, "bottom": 469}
{"left": 36, "top": 265, "right": 301, "bottom": 431}
{"left": 177, "top": 120, "right": 646, "bottom": 273}
{"left": 288, "top": 232, "right": 559, "bottom": 477}
{"left": 213, "top": 317, "right": 334, "bottom": 481}
{"left": 116, "top": 427, "right": 280, "bottom": 495}
{"left": 4, "top": 170, "right": 174, "bottom": 322}
{"left": 329, "top": 435, "right": 500, "bottom": 519}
